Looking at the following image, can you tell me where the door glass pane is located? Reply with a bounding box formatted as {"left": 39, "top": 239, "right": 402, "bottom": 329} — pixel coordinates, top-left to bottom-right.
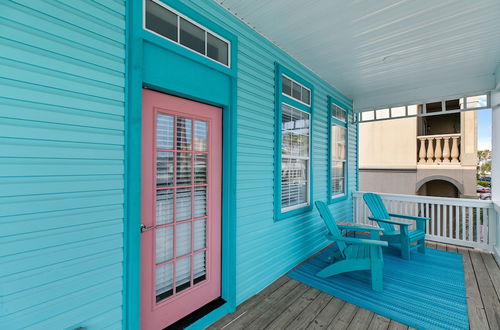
{"left": 179, "top": 18, "right": 205, "bottom": 55}
{"left": 193, "top": 251, "right": 206, "bottom": 284}
{"left": 193, "top": 219, "right": 206, "bottom": 251}
{"left": 156, "top": 226, "right": 174, "bottom": 263}
{"left": 156, "top": 190, "right": 173, "bottom": 225}
{"left": 207, "top": 33, "right": 228, "bottom": 65}
{"left": 157, "top": 152, "right": 174, "bottom": 187}
{"left": 175, "top": 257, "right": 191, "bottom": 292}
{"left": 176, "top": 188, "right": 192, "bottom": 221}
{"left": 176, "top": 117, "right": 192, "bottom": 150}
{"left": 157, "top": 114, "right": 174, "bottom": 149}
{"left": 175, "top": 222, "right": 191, "bottom": 257}
{"left": 194, "top": 120, "right": 208, "bottom": 151}
{"left": 145, "top": 0, "right": 178, "bottom": 42}
{"left": 194, "top": 154, "right": 207, "bottom": 184}
{"left": 194, "top": 187, "right": 207, "bottom": 218}
{"left": 156, "top": 262, "right": 173, "bottom": 301}
{"left": 176, "top": 153, "right": 192, "bottom": 186}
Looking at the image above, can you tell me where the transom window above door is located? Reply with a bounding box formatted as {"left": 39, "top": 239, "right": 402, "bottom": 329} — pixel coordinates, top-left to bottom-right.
{"left": 144, "top": 0, "right": 230, "bottom": 67}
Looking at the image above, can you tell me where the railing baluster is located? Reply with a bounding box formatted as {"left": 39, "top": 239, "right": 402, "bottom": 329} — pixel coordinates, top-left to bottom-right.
{"left": 437, "top": 204, "right": 441, "bottom": 237}
{"left": 474, "top": 207, "right": 479, "bottom": 243}
{"left": 454, "top": 205, "right": 459, "bottom": 240}
{"left": 443, "top": 204, "right": 447, "bottom": 238}
{"left": 461, "top": 205, "right": 465, "bottom": 241}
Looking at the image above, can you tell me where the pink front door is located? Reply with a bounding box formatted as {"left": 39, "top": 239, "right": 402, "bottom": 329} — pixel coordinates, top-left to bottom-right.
{"left": 141, "top": 89, "right": 222, "bottom": 329}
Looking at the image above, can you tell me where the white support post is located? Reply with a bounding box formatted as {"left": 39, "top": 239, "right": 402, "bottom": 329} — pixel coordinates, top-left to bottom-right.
{"left": 491, "top": 88, "right": 500, "bottom": 262}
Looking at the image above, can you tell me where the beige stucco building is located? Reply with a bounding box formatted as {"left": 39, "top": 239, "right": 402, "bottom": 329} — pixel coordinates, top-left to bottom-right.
{"left": 359, "top": 106, "right": 478, "bottom": 198}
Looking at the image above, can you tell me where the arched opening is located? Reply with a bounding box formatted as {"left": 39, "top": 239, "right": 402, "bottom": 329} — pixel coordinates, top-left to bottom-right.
{"left": 417, "top": 179, "right": 459, "bottom": 198}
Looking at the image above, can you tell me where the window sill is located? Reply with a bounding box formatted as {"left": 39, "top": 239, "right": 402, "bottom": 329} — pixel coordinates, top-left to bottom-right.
{"left": 275, "top": 204, "right": 313, "bottom": 221}
{"left": 329, "top": 194, "right": 348, "bottom": 204}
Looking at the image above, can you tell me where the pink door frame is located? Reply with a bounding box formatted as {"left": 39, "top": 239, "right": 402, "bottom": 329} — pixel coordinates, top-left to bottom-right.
{"left": 140, "top": 89, "right": 222, "bottom": 329}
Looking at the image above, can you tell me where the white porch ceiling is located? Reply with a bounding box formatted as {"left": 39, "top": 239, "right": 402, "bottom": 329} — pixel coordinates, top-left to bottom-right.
{"left": 215, "top": 0, "right": 500, "bottom": 111}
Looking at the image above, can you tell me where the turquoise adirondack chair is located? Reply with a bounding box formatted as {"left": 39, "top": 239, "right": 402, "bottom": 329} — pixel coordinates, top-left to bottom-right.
{"left": 315, "top": 201, "right": 388, "bottom": 291}
{"left": 363, "top": 193, "right": 431, "bottom": 260}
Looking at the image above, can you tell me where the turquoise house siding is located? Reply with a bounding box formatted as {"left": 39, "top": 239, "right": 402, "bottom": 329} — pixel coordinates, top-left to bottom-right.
{"left": 0, "top": 1, "right": 126, "bottom": 328}
{"left": 179, "top": 1, "right": 357, "bottom": 305}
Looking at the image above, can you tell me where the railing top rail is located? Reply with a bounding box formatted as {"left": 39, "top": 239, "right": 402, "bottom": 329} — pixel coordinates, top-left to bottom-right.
{"left": 417, "top": 133, "right": 461, "bottom": 139}
{"left": 353, "top": 191, "right": 494, "bottom": 208}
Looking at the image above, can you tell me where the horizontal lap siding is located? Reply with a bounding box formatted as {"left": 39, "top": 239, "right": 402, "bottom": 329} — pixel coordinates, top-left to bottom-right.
{"left": 0, "top": 0, "right": 125, "bottom": 328}
{"left": 184, "top": 1, "right": 356, "bottom": 304}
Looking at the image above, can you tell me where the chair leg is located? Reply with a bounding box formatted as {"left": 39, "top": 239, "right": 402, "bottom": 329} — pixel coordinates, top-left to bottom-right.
{"left": 370, "top": 246, "right": 383, "bottom": 292}
{"left": 418, "top": 239, "right": 426, "bottom": 254}
{"left": 400, "top": 238, "right": 410, "bottom": 260}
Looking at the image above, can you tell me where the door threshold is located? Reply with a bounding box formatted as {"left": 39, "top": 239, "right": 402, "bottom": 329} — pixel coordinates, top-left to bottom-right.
{"left": 165, "top": 297, "right": 226, "bottom": 329}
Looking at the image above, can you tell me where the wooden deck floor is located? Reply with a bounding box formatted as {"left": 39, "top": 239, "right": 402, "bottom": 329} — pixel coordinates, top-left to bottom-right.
{"left": 208, "top": 242, "right": 500, "bottom": 330}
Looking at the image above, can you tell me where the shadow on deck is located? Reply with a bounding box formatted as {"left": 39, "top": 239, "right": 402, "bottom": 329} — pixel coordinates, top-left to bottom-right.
{"left": 208, "top": 242, "right": 500, "bottom": 330}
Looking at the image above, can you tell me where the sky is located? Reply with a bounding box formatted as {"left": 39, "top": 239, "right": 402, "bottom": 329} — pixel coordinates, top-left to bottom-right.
{"left": 477, "top": 108, "right": 492, "bottom": 151}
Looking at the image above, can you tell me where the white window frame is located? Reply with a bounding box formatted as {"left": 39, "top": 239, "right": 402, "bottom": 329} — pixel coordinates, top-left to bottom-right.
{"left": 330, "top": 123, "right": 347, "bottom": 199}
{"left": 143, "top": 0, "right": 231, "bottom": 68}
{"left": 281, "top": 74, "right": 312, "bottom": 107}
{"left": 280, "top": 102, "right": 311, "bottom": 212}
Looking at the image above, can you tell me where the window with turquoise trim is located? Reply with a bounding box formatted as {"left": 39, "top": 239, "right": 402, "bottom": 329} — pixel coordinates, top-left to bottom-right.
{"left": 330, "top": 103, "right": 347, "bottom": 199}
{"left": 275, "top": 64, "right": 313, "bottom": 218}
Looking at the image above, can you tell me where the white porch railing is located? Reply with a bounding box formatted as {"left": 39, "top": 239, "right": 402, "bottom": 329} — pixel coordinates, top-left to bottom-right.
{"left": 353, "top": 191, "right": 498, "bottom": 251}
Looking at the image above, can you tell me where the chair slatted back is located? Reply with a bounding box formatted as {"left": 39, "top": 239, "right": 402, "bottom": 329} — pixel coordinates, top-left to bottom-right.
{"left": 315, "top": 201, "right": 347, "bottom": 254}
{"left": 363, "top": 193, "right": 395, "bottom": 232}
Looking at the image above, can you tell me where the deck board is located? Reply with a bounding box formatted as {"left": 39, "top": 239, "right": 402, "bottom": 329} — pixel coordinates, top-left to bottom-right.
{"left": 210, "top": 243, "right": 499, "bottom": 330}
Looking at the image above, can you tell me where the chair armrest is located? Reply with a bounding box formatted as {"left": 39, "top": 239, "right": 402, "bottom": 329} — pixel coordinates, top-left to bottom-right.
{"left": 368, "top": 217, "right": 411, "bottom": 226}
{"left": 326, "top": 234, "right": 389, "bottom": 247}
{"left": 337, "top": 224, "right": 385, "bottom": 233}
{"left": 388, "top": 213, "right": 430, "bottom": 222}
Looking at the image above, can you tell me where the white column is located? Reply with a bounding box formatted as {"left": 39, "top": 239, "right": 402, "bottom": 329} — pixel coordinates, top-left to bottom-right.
{"left": 492, "top": 89, "right": 500, "bottom": 263}
{"left": 492, "top": 90, "right": 500, "bottom": 201}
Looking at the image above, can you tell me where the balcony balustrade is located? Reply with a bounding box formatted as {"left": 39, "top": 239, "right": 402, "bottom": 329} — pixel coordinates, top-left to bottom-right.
{"left": 353, "top": 191, "right": 498, "bottom": 251}
{"left": 417, "top": 133, "right": 460, "bottom": 165}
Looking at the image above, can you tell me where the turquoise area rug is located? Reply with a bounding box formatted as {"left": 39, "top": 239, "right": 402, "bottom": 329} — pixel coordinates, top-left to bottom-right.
{"left": 288, "top": 245, "right": 468, "bottom": 330}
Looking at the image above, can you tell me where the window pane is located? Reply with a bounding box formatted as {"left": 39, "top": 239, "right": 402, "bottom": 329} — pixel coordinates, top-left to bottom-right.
{"left": 292, "top": 81, "right": 301, "bottom": 100}
{"left": 282, "top": 104, "right": 310, "bottom": 157}
{"left": 207, "top": 33, "right": 228, "bottom": 65}
{"left": 331, "top": 125, "right": 346, "bottom": 161}
{"left": 332, "top": 161, "right": 345, "bottom": 196}
{"left": 281, "top": 104, "right": 310, "bottom": 211}
{"left": 176, "top": 188, "right": 192, "bottom": 221}
{"left": 156, "top": 189, "right": 173, "bottom": 225}
{"left": 281, "top": 158, "right": 308, "bottom": 209}
{"left": 156, "top": 262, "right": 173, "bottom": 300}
{"left": 361, "top": 111, "right": 374, "bottom": 121}
{"left": 390, "top": 106, "right": 406, "bottom": 117}
{"left": 302, "top": 87, "right": 311, "bottom": 105}
{"left": 156, "top": 226, "right": 174, "bottom": 263}
{"left": 157, "top": 152, "right": 174, "bottom": 187}
{"left": 157, "top": 114, "right": 174, "bottom": 149}
{"left": 375, "top": 108, "right": 389, "bottom": 119}
{"left": 180, "top": 18, "right": 205, "bottom": 55}
{"left": 332, "top": 105, "right": 346, "bottom": 122}
{"left": 175, "top": 222, "right": 191, "bottom": 257}
{"left": 194, "top": 120, "right": 208, "bottom": 151}
{"left": 194, "top": 154, "right": 207, "bottom": 184}
{"left": 176, "top": 117, "right": 192, "bottom": 150}
{"left": 145, "top": 0, "right": 178, "bottom": 42}
{"left": 282, "top": 76, "right": 292, "bottom": 96}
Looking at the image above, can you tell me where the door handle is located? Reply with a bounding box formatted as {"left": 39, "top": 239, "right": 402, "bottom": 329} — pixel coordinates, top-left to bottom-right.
{"left": 140, "top": 224, "right": 155, "bottom": 233}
